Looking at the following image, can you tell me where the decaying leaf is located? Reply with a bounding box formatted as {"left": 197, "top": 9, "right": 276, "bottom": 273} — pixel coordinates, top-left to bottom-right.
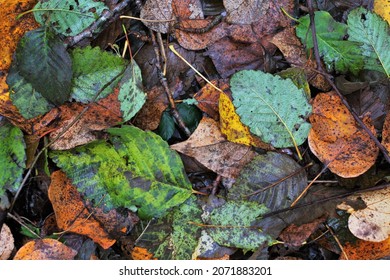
{"left": 308, "top": 91, "right": 379, "bottom": 178}
{"left": 0, "top": 0, "right": 39, "bottom": 72}
{"left": 171, "top": 117, "right": 257, "bottom": 178}
{"left": 48, "top": 171, "right": 138, "bottom": 249}
{"left": 374, "top": 0, "right": 390, "bottom": 24}
{"left": 338, "top": 188, "right": 390, "bottom": 242}
{"left": 140, "top": 0, "right": 174, "bottom": 33}
{"left": 382, "top": 113, "right": 390, "bottom": 153}
{"left": 194, "top": 79, "right": 228, "bottom": 120}
{"left": 219, "top": 92, "right": 271, "bottom": 149}
{"left": 340, "top": 237, "right": 390, "bottom": 260}
{"left": 0, "top": 224, "right": 14, "bottom": 260}
{"left": 13, "top": 238, "right": 77, "bottom": 260}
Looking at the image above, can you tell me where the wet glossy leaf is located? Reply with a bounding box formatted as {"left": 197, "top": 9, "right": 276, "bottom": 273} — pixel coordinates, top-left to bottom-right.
{"left": 34, "top": 0, "right": 107, "bottom": 36}
{"left": 230, "top": 70, "right": 312, "bottom": 149}
{"left": 157, "top": 110, "right": 176, "bottom": 141}
{"left": 50, "top": 125, "right": 193, "bottom": 219}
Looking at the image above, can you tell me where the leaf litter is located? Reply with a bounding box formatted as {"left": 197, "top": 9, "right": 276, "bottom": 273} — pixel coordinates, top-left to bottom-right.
{"left": 1, "top": 0, "right": 390, "bottom": 260}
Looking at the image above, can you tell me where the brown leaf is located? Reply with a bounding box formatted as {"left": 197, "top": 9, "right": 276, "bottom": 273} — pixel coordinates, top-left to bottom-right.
{"left": 308, "top": 91, "right": 379, "bottom": 178}
{"left": 382, "top": 113, "right": 390, "bottom": 153}
{"left": 279, "top": 216, "right": 326, "bottom": 247}
{"left": 133, "top": 86, "right": 169, "bottom": 131}
{"left": 0, "top": 224, "right": 14, "bottom": 260}
{"left": 13, "top": 239, "right": 77, "bottom": 260}
{"left": 171, "top": 117, "right": 257, "bottom": 178}
{"left": 0, "top": 0, "right": 40, "bottom": 72}
{"left": 140, "top": 0, "right": 174, "bottom": 33}
{"left": 48, "top": 171, "right": 138, "bottom": 249}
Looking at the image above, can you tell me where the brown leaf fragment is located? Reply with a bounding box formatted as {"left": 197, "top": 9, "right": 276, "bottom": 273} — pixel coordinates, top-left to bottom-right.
{"left": 48, "top": 171, "right": 138, "bottom": 249}
{"left": 340, "top": 237, "right": 390, "bottom": 260}
{"left": 0, "top": 224, "right": 14, "bottom": 260}
{"left": 279, "top": 216, "right": 327, "bottom": 247}
{"left": 270, "top": 27, "right": 331, "bottom": 91}
{"left": 383, "top": 113, "right": 390, "bottom": 153}
{"left": 140, "top": 0, "right": 174, "bottom": 33}
{"left": 308, "top": 91, "right": 379, "bottom": 178}
{"left": 133, "top": 86, "right": 169, "bottom": 131}
{"left": 13, "top": 239, "right": 77, "bottom": 260}
{"left": 171, "top": 117, "right": 257, "bottom": 178}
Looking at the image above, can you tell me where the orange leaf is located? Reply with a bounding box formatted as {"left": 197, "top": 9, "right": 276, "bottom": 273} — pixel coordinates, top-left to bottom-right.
{"left": 382, "top": 113, "right": 390, "bottom": 153}
{"left": 219, "top": 92, "right": 271, "bottom": 150}
{"left": 194, "top": 79, "right": 228, "bottom": 120}
{"left": 48, "top": 171, "right": 138, "bottom": 249}
{"left": 131, "top": 247, "right": 156, "bottom": 260}
{"left": 0, "top": 0, "right": 40, "bottom": 72}
{"left": 13, "top": 239, "right": 77, "bottom": 260}
{"left": 308, "top": 91, "right": 379, "bottom": 178}
{"left": 340, "top": 237, "right": 390, "bottom": 260}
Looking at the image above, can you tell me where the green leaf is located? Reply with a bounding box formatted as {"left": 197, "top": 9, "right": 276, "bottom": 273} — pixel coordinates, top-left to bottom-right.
{"left": 0, "top": 123, "right": 26, "bottom": 197}
{"left": 49, "top": 125, "right": 192, "bottom": 219}
{"left": 204, "top": 200, "right": 274, "bottom": 251}
{"left": 296, "top": 11, "right": 363, "bottom": 74}
{"left": 33, "top": 0, "right": 107, "bottom": 36}
{"left": 177, "top": 103, "right": 202, "bottom": 132}
{"left": 132, "top": 196, "right": 202, "bottom": 259}
{"left": 347, "top": 7, "right": 390, "bottom": 77}
{"left": 228, "top": 152, "right": 307, "bottom": 210}
{"left": 231, "top": 70, "right": 311, "bottom": 151}
{"left": 157, "top": 111, "right": 176, "bottom": 141}
{"left": 14, "top": 27, "right": 72, "bottom": 105}
{"left": 70, "top": 46, "right": 126, "bottom": 103}
{"left": 7, "top": 65, "right": 54, "bottom": 119}
{"left": 117, "top": 61, "right": 146, "bottom": 122}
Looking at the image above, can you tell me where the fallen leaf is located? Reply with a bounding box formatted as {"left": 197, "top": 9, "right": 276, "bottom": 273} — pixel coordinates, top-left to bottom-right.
{"left": 48, "top": 171, "right": 138, "bottom": 249}
{"left": 219, "top": 92, "right": 271, "bottom": 149}
{"left": 140, "top": 0, "right": 174, "bottom": 33}
{"left": 374, "top": 0, "right": 390, "bottom": 24}
{"left": 340, "top": 237, "right": 390, "bottom": 260}
{"left": 308, "top": 91, "right": 379, "bottom": 178}
{"left": 382, "top": 113, "right": 390, "bottom": 153}
{"left": 279, "top": 216, "right": 326, "bottom": 247}
{"left": 0, "top": 0, "right": 40, "bottom": 72}
{"left": 338, "top": 188, "right": 390, "bottom": 242}
{"left": 13, "top": 238, "right": 77, "bottom": 260}
{"left": 171, "top": 117, "right": 257, "bottom": 178}
{"left": 194, "top": 79, "right": 228, "bottom": 120}
{"left": 0, "top": 224, "right": 14, "bottom": 260}
{"left": 131, "top": 247, "right": 156, "bottom": 260}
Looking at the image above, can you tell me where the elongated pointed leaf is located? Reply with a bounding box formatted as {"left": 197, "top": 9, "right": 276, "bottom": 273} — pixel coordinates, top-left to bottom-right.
{"left": 34, "top": 0, "right": 107, "bottom": 36}
{"left": 347, "top": 7, "right": 390, "bottom": 77}
{"left": 0, "top": 123, "right": 26, "bottom": 197}
{"left": 231, "top": 70, "right": 312, "bottom": 149}
{"left": 50, "top": 125, "right": 192, "bottom": 219}
{"left": 296, "top": 11, "right": 363, "bottom": 74}
{"left": 14, "top": 27, "right": 72, "bottom": 105}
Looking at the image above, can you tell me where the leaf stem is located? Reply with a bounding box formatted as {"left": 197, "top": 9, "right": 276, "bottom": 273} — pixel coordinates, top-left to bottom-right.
{"left": 17, "top": 8, "right": 95, "bottom": 20}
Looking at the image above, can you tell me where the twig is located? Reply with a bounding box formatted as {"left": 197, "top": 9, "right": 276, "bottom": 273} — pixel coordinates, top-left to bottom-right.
{"left": 211, "top": 175, "right": 222, "bottom": 196}
{"left": 149, "top": 30, "right": 191, "bottom": 137}
{"left": 9, "top": 69, "right": 127, "bottom": 212}
{"left": 65, "top": 0, "right": 134, "bottom": 47}
{"left": 306, "top": 0, "right": 390, "bottom": 164}
{"left": 325, "top": 223, "right": 349, "bottom": 260}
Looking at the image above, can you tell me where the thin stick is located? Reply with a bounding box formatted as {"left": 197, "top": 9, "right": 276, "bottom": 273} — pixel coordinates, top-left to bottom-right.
{"left": 120, "top": 15, "right": 175, "bottom": 23}
{"left": 325, "top": 223, "right": 349, "bottom": 260}
{"left": 149, "top": 30, "right": 191, "bottom": 137}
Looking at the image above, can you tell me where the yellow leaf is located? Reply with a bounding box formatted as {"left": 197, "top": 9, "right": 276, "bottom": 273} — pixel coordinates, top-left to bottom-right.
{"left": 219, "top": 92, "right": 270, "bottom": 149}
{"left": 374, "top": 0, "right": 390, "bottom": 24}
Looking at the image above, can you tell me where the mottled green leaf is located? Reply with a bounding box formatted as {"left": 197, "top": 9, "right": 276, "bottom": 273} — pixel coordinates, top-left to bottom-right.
{"left": 13, "top": 27, "right": 72, "bottom": 105}
{"left": 0, "top": 123, "right": 26, "bottom": 197}
{"left": 296, "top": 11, "right": 363, "bottom": 74}
{"left": 347, "top": 7, "right": 390, "bottom": 77}
{"left": 34, "top": 0, "right": 107, "bottom": 36}
{"left": 204, "top": 200, "right": 275, "bottom": 251}
{"left": 117, "top": 61, "right": 146, "bottom": 122}
{"left": 50, "top": 125, "right": 192, "bottom": 219}
{"left": 70, "top": 46, "right": 126, "bottom": 103}
{"left": 132, "top": 196, "right": 202, "bottom": 259}
{"left": 231, "top": 70, "right": 312, "bottom": 149}
{"left": 228, "top": 152, "right": 307, "bottom": 211}
{"left": 7, "top": 65, "right": 53, "bottom": 119}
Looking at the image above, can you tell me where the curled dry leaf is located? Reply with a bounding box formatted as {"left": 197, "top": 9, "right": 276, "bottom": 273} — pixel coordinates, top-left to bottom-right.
{"left": 48, "top": 171, "right": 138, "bottom": 249}
{"left": 0, "top": 224, "right": 14, "bottom": 260}
{"left": 308, "top": 91, "right": 379, "bottom": 178}
{"left": 219, "top": 92, "right": 271, "bottom": 149}
{"left": 338, "top": 188, "right": 390, "bottom": 242}
{"left": 13, "top": 239, "right": 77, "bottom": 260}
{"left": 171, "top": 117, "right": 257, "bottom": 178}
